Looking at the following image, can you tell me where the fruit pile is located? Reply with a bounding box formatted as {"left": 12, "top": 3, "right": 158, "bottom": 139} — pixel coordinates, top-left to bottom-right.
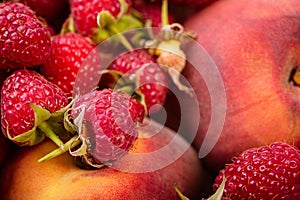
{"left": 0, "top": 0, "right": 300, "bottom": 199}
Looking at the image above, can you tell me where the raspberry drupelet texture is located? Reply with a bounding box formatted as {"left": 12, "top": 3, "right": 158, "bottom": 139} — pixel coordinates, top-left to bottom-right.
{"left": 0, "top": 2, "right": 51, "bottom": 69}
{"left": 213, "top": 142, "right": 300, "bottom": 200}
{"left": 72, "top": 89, "right": 145, "bottom": 164}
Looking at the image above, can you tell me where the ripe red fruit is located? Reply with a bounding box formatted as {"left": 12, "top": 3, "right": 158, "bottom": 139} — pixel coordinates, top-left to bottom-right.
{"left": 134, "top": 3, "right": 174, "bottom": 27}
{"left": 70, "top": 88, "right": 145, "bottom": 166}
{"left": 213, "top": 142, "right": 300, "bottom": 199}
{"left": 108, "top": 49, "right": 168, "bottom": 114}
{"left": 181, "top": 0, "right": 300, "bottom": 173}
{"left": 70, "top": 0, "right": 131, "bottom": 37}
{"left": 16, "top": 0, "right": 69, "bottom": 25}
{"left": 0, "top": 2, "right": 51, "bottom": 70}
{"left": 40, "top": 33, "right": 96, "bottom": 97}
{"left": 1, "top": 70, "right": 69, "bottom": 146}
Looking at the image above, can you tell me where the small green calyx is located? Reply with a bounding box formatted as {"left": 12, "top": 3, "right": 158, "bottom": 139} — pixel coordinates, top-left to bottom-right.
{"left": 144, "top": 23, "right": 194, "bottom": 96}
{"left": 30, "top": 103, "right": 51, "bottom": 126}
{"left": 8, "top": 103, "right": 52, "bottom": 146}
{"left": 60, "top": 16, "right": 77, "bottom": 34}
{"left": 30, "top": 103, "right": 65, "bottom": 148}
{"left": 93, "top": 13, "right": 143, "bottom": 44}
{"left": 97, "top": 11, "right": 117, "bottom": 29}
{"left": 96, "top": 0, "right": 129, "bottom": 29}
{"left": 155, "top": 40, "right": 183, "bottom": 59}
{"left": 115, "top": 15, "right": 144, "bottom": 33}
{"left": 8, "top": 103, "right": 73, "bottom": 146}
{"left": 10, "top": 128, "right": 45, "bottom": 146}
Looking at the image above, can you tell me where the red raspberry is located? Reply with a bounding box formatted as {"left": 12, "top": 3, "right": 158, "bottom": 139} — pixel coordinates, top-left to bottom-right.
{"left": 70, "top": 0, "right": 131, "bottom": 37}
{"left": 109, "top": 49, "right": 168, "bottom": 114}
{"left": 0, "top": 2, "right": 51, "bottom": 70}
{"left": 41, "top": 33, "right": 96, "bottom": 96}
{"left": 1, "top": 70, "right": 68, "bottom": 146}
{"left": 213, "top": 142, "right": 300, "bottom": 200}
{"left": 134, "top": 3, "right": 174, "bottom": 27}
{"left": 71, "top": 89, "right": 145, "bottom": 165}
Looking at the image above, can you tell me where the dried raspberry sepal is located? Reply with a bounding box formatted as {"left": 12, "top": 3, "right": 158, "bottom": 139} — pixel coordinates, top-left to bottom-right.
{"left": 142, "top": 0, "right": 196, "bottom": 96}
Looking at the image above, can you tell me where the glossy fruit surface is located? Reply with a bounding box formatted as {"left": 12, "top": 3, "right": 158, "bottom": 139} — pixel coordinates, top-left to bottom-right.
{"left": 71, "top": 89, "right": 145, "bottom": 164}
{"left": 213, "top": 142, "right": 300, "bottom": 199}
{"left": 1, "top": 70, "right": 68, "bottom": 145}
{"left": 41, "top": 33, "right": 95, "bottom": 96}
{"left": 0, "top": 2, "right": 51, "bottom": 69}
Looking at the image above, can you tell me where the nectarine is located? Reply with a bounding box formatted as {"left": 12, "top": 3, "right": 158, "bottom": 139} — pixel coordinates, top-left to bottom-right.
{"left": 0, "top": 119, "right": 212, "bottom": 199}
{"left": 182, "top": 0, "right": 300, "bottom": 172}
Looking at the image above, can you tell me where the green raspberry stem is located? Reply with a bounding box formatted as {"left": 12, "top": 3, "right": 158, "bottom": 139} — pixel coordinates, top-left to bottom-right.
{"left": 38, "top": 121, "right": 65, "bottom": 149}
{"left": 162, "top": 0, "right": 169, "bottom": 27}
{"left": 108, "top": 25, "right": 133, "bottom": 51}
{"left": 38, "top": 135, "right": 81, "bottom": 162}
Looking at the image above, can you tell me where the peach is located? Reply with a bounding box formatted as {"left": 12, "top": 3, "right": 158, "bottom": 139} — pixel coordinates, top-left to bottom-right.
{"left": 0, "top": 119, "right": 212, "bottom": 199}
{"left": 179, "top": 0, "right": 300, "bottom": 172}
